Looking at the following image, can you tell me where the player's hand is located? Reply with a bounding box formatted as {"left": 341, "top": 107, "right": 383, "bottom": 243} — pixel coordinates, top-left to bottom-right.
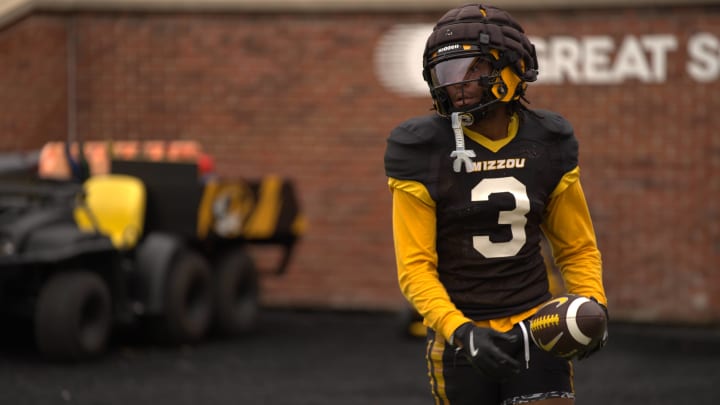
{"left": 452, "top": 322, "right": 521, "bottom": 379}
{"left": 577, "top": 299, "right": 609, "bottom": 360}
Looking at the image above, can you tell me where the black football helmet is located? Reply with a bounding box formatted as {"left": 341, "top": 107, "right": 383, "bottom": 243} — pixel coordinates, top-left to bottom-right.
{"left": 422, "top": 4, "right": 539, "bottom": 120}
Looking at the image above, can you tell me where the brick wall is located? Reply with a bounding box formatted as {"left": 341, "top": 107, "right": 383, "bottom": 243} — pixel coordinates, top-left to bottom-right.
{"left": 0, "top": 16, "right": 67, "bottom": 150}
{"left": 1, "top": 6, "right": 719, "bottom": 323}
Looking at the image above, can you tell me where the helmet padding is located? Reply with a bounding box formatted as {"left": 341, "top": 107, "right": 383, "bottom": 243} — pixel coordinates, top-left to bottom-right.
{"left": 422, "top": 4, "right": 538, "bottom": 117}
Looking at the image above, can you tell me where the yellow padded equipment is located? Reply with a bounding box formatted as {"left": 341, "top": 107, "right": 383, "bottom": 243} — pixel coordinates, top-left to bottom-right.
{"left": 75, "top": 174, "right": 146, "bottom": 249}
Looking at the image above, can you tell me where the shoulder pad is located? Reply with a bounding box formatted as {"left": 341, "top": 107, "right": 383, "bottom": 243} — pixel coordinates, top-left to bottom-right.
{"left": 524, "top": 109, "right": 574, "bottom": 139}
{"left": 385, "top": 115, "right": 451, "bottom": 181}
{"left": 387, "top": 115, "right": 450, "bottom": 146}
{"left": 519, "top": 109, "right": 578, "bottom": 173}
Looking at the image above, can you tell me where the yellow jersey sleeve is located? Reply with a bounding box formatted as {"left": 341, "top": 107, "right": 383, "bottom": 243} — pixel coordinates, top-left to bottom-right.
{"left": 541, "top": 168, "right": 607, "bottom": 306}
{"left": 388, "top": 177, "right": 471, "bottom": 341}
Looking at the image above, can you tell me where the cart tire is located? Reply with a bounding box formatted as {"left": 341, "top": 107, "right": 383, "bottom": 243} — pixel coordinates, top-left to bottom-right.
{"left": 213, "top": 249, "right": 259, "bottom": 335}
{"left": 34, "top": 271, "right": 112, "bottom": 360}
{"left": 161, "top": 251, "right": 213, "bottom": 343}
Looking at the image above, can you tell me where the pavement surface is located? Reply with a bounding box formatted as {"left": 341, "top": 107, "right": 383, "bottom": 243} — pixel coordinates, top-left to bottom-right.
{"left": 1, "top": 309, "right": 719, "bottom": 405}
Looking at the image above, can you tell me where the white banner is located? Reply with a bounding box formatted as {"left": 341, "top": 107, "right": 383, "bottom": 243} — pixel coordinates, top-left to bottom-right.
{"left": 374, "top": 24, "right": 720, "bottom": 96}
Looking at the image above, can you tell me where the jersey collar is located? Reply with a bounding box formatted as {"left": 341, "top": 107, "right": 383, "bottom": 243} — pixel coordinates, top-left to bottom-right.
{"left": 462, "top": 113, "right": 519, "bottom": 153}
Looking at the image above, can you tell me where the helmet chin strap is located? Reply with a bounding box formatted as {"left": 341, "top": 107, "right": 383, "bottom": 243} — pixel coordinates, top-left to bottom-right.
{"left": 449, "top": 90, "right": 502, "bottom": 173}
{"left": 450, "top": 112, "right": 476, "bottom": 173}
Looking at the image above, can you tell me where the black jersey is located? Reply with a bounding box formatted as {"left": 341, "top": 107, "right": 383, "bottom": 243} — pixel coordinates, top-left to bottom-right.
{"left": 385, "top": 109, "right": 578, "bottom": 320}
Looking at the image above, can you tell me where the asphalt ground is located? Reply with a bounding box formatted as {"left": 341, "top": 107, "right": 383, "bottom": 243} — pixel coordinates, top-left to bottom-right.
{"left": 1, "top": 309, "right": 719, "bottom": 405}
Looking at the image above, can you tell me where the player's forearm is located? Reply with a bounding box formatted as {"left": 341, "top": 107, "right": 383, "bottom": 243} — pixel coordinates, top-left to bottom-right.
{"left": 543, "top": 177, "right": 607, "bottom": 305}
{"left": 555, "top": 245, "right": 606, "bottom": 305}
{"left": 397, "top": 260, "right": 469, "bottom": 340}
{"left": 390, "top": 182, "right": 471, "bottom": 340}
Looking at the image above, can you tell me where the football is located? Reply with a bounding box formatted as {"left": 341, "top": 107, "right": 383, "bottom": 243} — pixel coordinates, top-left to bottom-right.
{"left": 529, "top": 294, "right": 607, "bottom": 359}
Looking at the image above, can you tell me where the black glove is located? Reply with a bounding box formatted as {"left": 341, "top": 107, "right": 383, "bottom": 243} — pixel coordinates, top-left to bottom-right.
{"left": 452, "top": 322, "right": 521, "bottom": 380}
{"left": 577, "top": 299, "right": 609, "bottom": 360}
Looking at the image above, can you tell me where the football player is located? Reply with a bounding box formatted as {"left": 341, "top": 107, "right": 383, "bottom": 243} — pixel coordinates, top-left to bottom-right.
{"left": 384, "top": 4, "right": 608, "bottom": 404}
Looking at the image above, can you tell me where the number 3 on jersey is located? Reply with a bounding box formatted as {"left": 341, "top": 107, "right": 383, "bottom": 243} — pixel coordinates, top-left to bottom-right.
{"left": 471, "top": 177, "right": 529, "bottom": 258}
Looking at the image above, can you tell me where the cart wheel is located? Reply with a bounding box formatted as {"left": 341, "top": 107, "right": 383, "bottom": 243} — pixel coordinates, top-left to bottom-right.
{"left": 213, "top": 249, "right": 259, "bottom": 335}
{"left": 161, "top": 251, "right": 213, "bottom": 343}
{"left": 34, "top": 271, "right": 112, "bottom": 360}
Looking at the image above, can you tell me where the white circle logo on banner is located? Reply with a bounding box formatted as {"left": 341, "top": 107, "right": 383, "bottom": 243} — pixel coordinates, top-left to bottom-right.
{"left": 374, "top": 24, "right": 433, "bottom": 97}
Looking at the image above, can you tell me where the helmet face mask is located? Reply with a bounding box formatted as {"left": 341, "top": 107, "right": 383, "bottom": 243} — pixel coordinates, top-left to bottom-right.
{"left": 429, "top": 56, "right": 496, "bottom": 90}
{"left": 422, "top": 4, "right": 538, "bottom": 119}
{"left": 426, "top": 50, "right": 521, "bottom": 117}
